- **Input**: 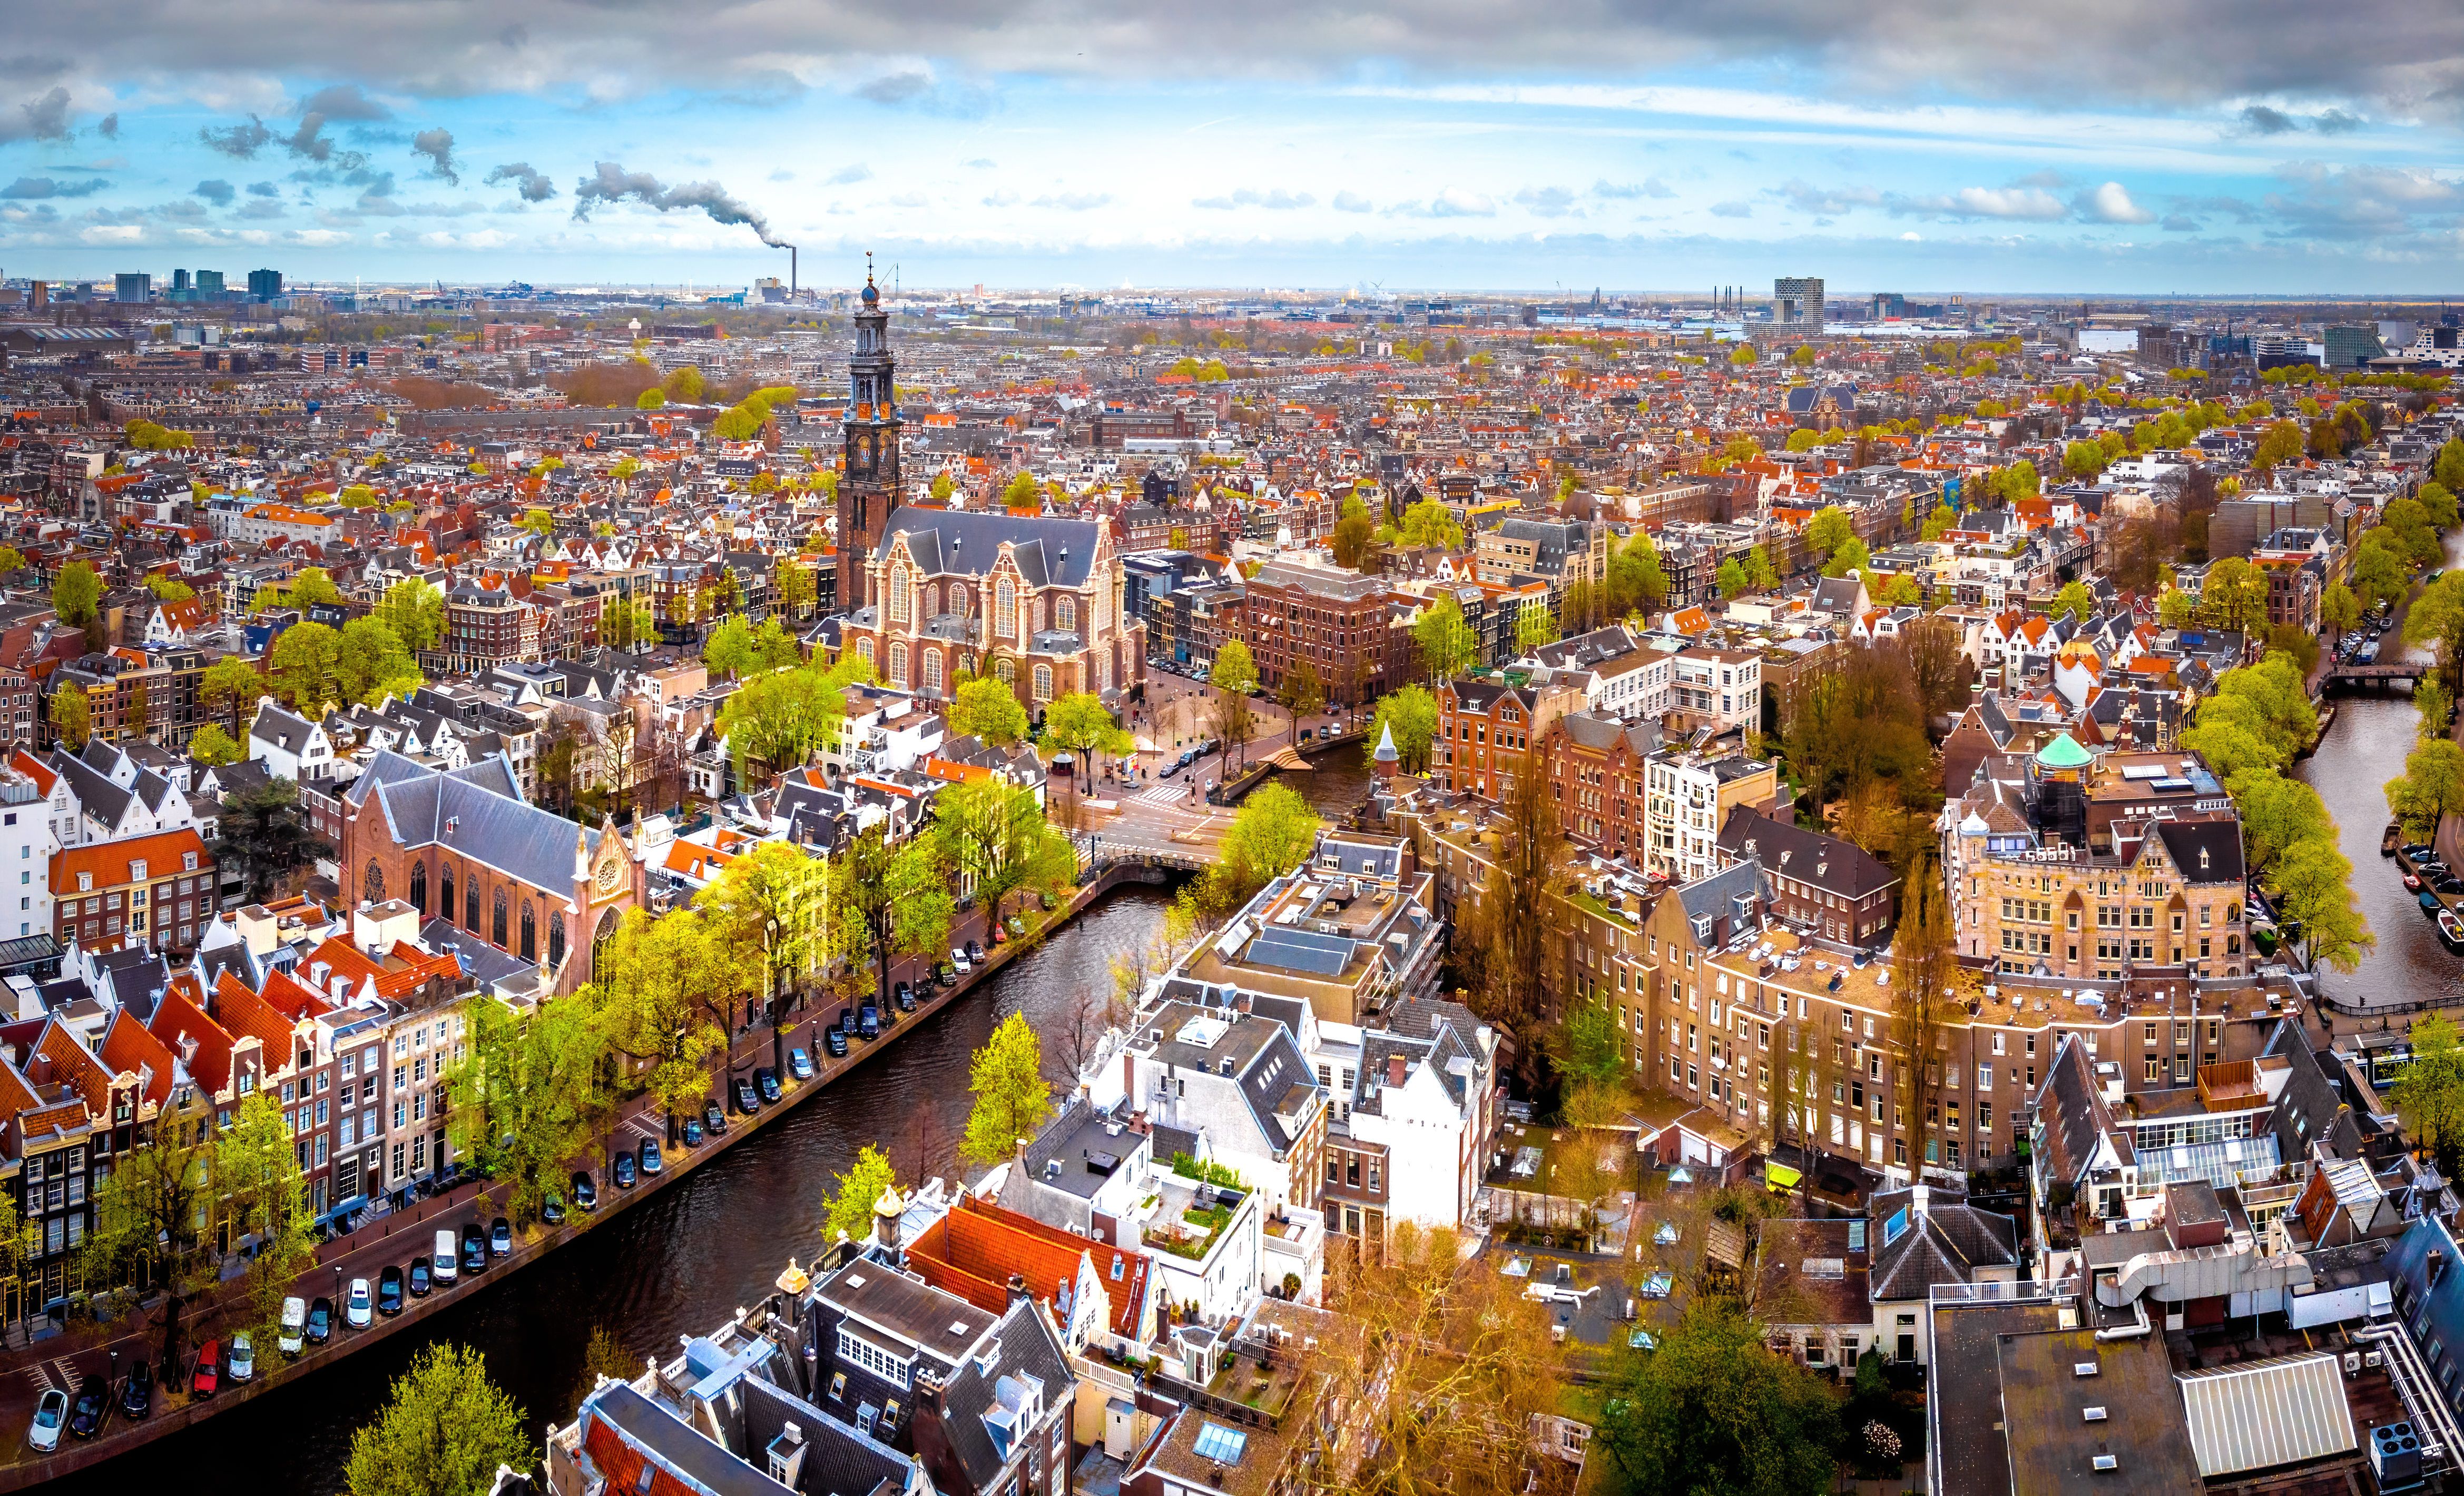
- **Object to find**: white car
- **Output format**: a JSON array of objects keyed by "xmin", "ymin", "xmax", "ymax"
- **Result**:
[
  {"xmin": 950, "ymin": 946, "xmax": 971, "ymax": 974},
  {"xmin": 228, "ymin": 1333, "xmax": 255, "ymax": 1382},
  {"xmin": 278, "ymin": 1296, "xmax": 307, "ymax": 1357},
  {"xmin": 27, "ymin": 1389, "xmax": 64, "ymax": 1452},
  {"xmin": 345, "ymin": 1278, "xmax": 372, "ymax": 1329}
]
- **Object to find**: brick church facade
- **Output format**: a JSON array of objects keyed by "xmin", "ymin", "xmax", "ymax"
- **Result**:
[{"xmin": 336, "ymin": 750, "xmax": 644, "ymax": 995}]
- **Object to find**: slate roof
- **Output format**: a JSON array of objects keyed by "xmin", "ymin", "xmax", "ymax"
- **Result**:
[
  {"xmin": 1867, "ymin": 1186, "xmax": 2019, "ymax": 1302},
  {"xmin": 875, "ymin": 510, "xmax": 1103, "ymax": 588},
  {"xmin": 347, "ymin": 749, "xmax": 595, "ymax": 898},
  {"xmin": 2154, "ymin": 819, "xmax": 2245, "ymax": 886},
  {"xmin": 1719, "ymin": 806, "xmax": 1899, "ymax": 902}
]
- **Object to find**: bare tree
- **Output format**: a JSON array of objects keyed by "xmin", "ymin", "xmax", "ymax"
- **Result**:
[{"xmin": 1891, "ymin": 848, "xmax": 1961, "ymax": 1183}]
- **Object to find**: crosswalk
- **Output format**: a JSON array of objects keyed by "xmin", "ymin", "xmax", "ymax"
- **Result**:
[
  {"xmin": 1130, "ymin": 784, "xmax": 1205, "ymax": 806},
  {"xmin": 24, "ymin": 1357, "xmax": 82, "ymax": 1396}
]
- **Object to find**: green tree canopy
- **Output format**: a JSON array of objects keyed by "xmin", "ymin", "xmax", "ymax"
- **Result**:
[
  {"xmin": 1219, "ymin": 782, "xmax": 1321, "ymax": 894},
  {"xmin": 822, "ymin": 1144, "xmax": 900, "ymax": 1248},
  {"xmin": 1412, "ymin": 595, "xmax": 1479, "ymax": 682},
  {"xmin": 269, "ymin": 620, "xmax": 342, "ymax": 714},
  {"xmin": 959, "ymin": 1011, "xmax": 1052, "ymax": 1167},
  {"xmin": 188, "ymin": 721, "xmax": 243, "ymax": 766},
  {"xmin": 2394, "ymin": 1014, "xmax": 2464, "ymax": 1179},
  {"xmin": 2053, "ymin": 579, "xmax": 2095, "ymax": 622},
  {"xmin": 46, "ymin": 681, "xmax": 88, "ymax": 750},
  {"xmin": 1397, "ymin": 498, "xmax": 1466, "ymax": 551},
  {"xmin": 345, "ymin": 1343, "xmax": 535, "ymax": 1496},
  {"xmin": 1366, "ymin": 684, "xmax": 1438, "ymax": 775},
  {"xmin": 948, "ymin": 676, "xmax": 1030, "ymax": 747},
  {"xmin": 336, "ymin": 617, "xmax": 422, "ymax": 706},
  {"xmin": 50, "ymin": 560, "xmax": 101, "ymax": 632},
  {"xmin": 1805, "ymin": 505, "xmax": 1855, "ymax": 559},
  {"xmin": 1592, "ymin": 1302, "xmax": 1841, "ymax": 1496}
]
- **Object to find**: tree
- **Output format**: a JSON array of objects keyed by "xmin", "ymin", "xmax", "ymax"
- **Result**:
[
  {"xmin": 603, "ymin": 597, "xmax": 658, "ymax": 653},
  {"xmin": 516, "ymin": 507, "xmax": 555, "ymax": 540},
  {"xmin": 2275, "ymin": 837, "xmax": 2373, "ymax": 974},
  {"xmin": 1365, "ymin": 684, "xmax": 1438, "ymax": 775},
  {"xmin": 188, "ymin": 721, "xmax": 243, "ymax": 766},
  {"xmin": 269, "ymin": 620, "xmax": 342, "ymax": 714},
  {"xmin": 77, "ymin": 1093, "xmax": 220, "ymax": 1383},
  {"xmin": 2052, "ymin": 579, "xmax": 2095, "ymax": 622},
  {"xmin": 1000, "ymin": 471, "xmax": 1042, "ymax": 512},
  {"xmin": 378, "ymin": 576, "xmax": 446, "ymax": 653},
  {"xmin": 2198, "ymin": 557, "xmax": 2269, "ymax": 634},
  {"xmin": 217, "ymin": 1091, "xmax": 317, "ymax": 1351},
  {"xmin": 1278, "ymin": 659, "xmax": 1327, "ymax": 719},
  {"xmin": 1411, "ymin": 594, "xmax": 1479, "ymax": 682},
  {"xmin": 2237, "ymin": 769, "xmax": 2334, "ymax": 877},
  {"xmin": 336, "ymin": 617, "xmax": 422, "ymax": 706},
  {"xmin": 822, "ymin": 1145, "xmax": 899, "ymax": 1248},
  {"xmin": 215, "ymin": 777, "xmax": 327, "ymax": 899},
  {"xmin": 1397, "ymin": 498, "xmax": 1465, "ymax": 551},
  {"xmin": 448, "ymin": 993, "xmax": 616, "ymax": 1225},
  {"xmin": 949, "ymin": 677, "xmax": 1030, "ymax": 747},
  {"xmin": 2420, "ymin": 480, "xmax": 2460, "ymax": 532},
  {"xmin": 1208, "ymin": 640, "xmax": 1262, "ymax": 767},
  {"xmin": 928, "ymin": 471, "xmax": 957, "ymax": 502},
  {"xmin": 2388, "ymin": 739, "xmax": 2464, "ymax": 839},
  {"xmin": 1920, "ymin": 503, "xmax": 1957, "ymax": 541},
  {"xmin": 1876, "ymin": 572, "xmax": 1922, "ymax": 607},
  {"xmin": 1806, "ymin": 505, "xmax": 1856, "ymax": 561},
  {"xmin": 1547, "ymin": 994, "xmax": 1626, "ymax": 1093},
  {"xmin": 594, "ymin": 907, "xmax": 737, "ymax": 1132},
  {"xmin": 717, "ymin": 656, "xmax": 868, "ymax": 782},
  {"xmin": 703, "ymin": 613, "xmax": 759, "ymax": 680},
  {"xmin": 1592, "ymin": 1301, "xmax": 1841, "ymax": 1496},
  {"xmin": 837, "ymin": 825, "xmax": 956, "ymax": 1011},
  {"xmin": 144, "ymin": 573, "xmax": 196, "ymax": 603},
  {"xmin": 1218, "ymin": 783, "xmax": 1321, "ymax": 895},
  {"xmin": 635, "ymin": 387, "xmax": 667, "ymax": 409},
  {"xmin": 661, "ymin": 365, "xmax": 706, "ymax": 403},
  {"xmin": 1822, "ymin": 536, "xmax": 1870, "ymax": 579},
  {"xmin": 1514, "ymin": 603, "xmax": 1561, "ymax": 652},
  {"xmin": 959, "ymin": 1012, "xmax": 1052, "ymax": 1167},
  {"xmin": 2254, "ymin": 419, "xmax": 2305, "ymax": 469},
  {"xmin": 200, "ymin": 655, "xmax": 267, "ymax": 736},
  {"xmin": 1744, "ymin": 543, "xmax": 1779, "ymax": 591},
  {"xmin": 936, "ymin": 775, "xmax": 1073, "ymax": 930},
  {"xmin": 46, "ymin": 682, "xmax": 87, "ymax": 749},
  {"xmin": 1330, "ymin": 500, "xmax": 1378, "ymax": 571},
  {"xmin": 1716, "ymin": 557, "xmax": 1750, "ymax": 598},
  {"xmin": 2393, "ymin": 1014, "xmax": 2464, "ymax": 1178},
  {"xmin": 1040, "ymin": 691, "xmax": 1132, "ymax": 793},
  {"xmin": 1606, "ymin": 531, "xmax": 1672, "ymax": 616},
  {"xmin": 2354, "ymin": 535, "xmax": 2411, "ymax": 613},
  {"xmin": 2322, "ymin": 581, "xmax": 2362, "ymax": 640},
  {"xmin": 344, "ymin": 1343, "xmax": 535, "ymax": 1496},
  {"xmin": 0, "ymin": 546, "xmax": 23, "ymax": 578},
  {"xmin": 1893, "ymin": 848, "xmax": 1962, "ymax": 1176},
  {"xmin": 50, "ymin": 561, "xmax": 100, "ymax": 633},
  {"xmin": 1452, "ymin": 753, "xmax": 1569, "ymax": 1068}
]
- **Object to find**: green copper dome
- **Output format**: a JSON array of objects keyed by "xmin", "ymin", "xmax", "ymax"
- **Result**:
[{"xmin": 2034, "ymin": 732, "xmax": 2092, "ymax": 770}]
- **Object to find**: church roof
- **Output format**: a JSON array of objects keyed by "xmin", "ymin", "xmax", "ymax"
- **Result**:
[{"xmin": 874, "ymin": 509, "xmax": 1103, "ymax": 589}]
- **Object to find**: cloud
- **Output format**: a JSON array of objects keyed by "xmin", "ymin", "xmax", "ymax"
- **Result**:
[
  {"xmin": 2314, "ymin": 107, "xmax": 2365, "ymax": 133},
  {"xmin": 570, "ymin": 161, "xmax": 784, "ymax": 244},
  {"xmin": 2263, "ymin": 161, "xmax": 2464, "ymax": 239},
  {"xmin": 857, "ymin": 71, "xmax": 930, "ymax": 105},
  {"xmin": 1428, "ymin": 187, "xmax": 1495, "ymax": 217},
  {"xmin": 1514, "ymin": 185, "xmax": 1578, "ymax": 217},
  {"xmin": 1032, "ymin": 191, "xmax": 1111, "ymax": 210},
  {"xmin": 1769, "ymin": 179, "xmax": 1882, "ymax": 214},
  {"xmin": 0, "ymin": 175, "xmax": 103, "ymax": 199},
  {"xmin": 193, "ymin": 178, "xmax": 235, "ymax": 204},
  {"xmin": 238, "ymin": 197, "xmax": 286, "ymax": 220},
  {"xmin": 484, "ymin": 162, "xmax": 555, "ymax": 202},
  {"xmin": 200, "ymin": 115, "xmax": 273, "ymax": 158},
  {"xmin": 95, "ymin": 112, "xmax": 115, "ymax": 139},
  {"xmin": 283, "ymin": 114, "xmax": 364, "ymax": 167},
  {"xmin": 2075, "ymin": 180, "xmax": 2155, "ymax": 223},
  {"xmin": 1708, "ymin": 199, "xmax": 1753, "ymax": 218},
  {"xmin": 410, "ymin": 126, "xmax": 458, "ymax": 184},
  {"xmin": 826, "ymin": 163, "xmax": 872, "ymax": 185},
  {"xmin": 964, "ymin": 157, "xmax": 996, "ymax": 169},
  {"xmin": 981, "ymin": 187, "xmax": 1020, "ymax": 206},
  {"xmin": 2160, "ymin": 213, "xmax": 2204, "ymax": 231},
  {"xmin": 2239, "ymin": 104, "xmax": 2298, "ymax": 134},
  {"xmin": 769, "ymin": 168, "xmax": 796, "ymax": 181},
  {"xmin": 0, "ymin": 86, "xmax": 71, "ymax": 145},
  {"xmin": 1593, "ymin": 177, "xmax": 1673, "ymax": 199},
  {"xmin": 1332, "ymin": 190, "xmax": 1372, "ymax": 212},
  {"xmin": 1887, "ymin": 184, "xmax": 2070, "ymax": 220},
  {"xmin": 297, "ymin": 83, "xmax": 390, "ymax": 121},
  {"xmin": 1191, "ymin": 187, "xmax": 1314, "ymax": 210},
  {"xmin": 853, "ymin": 69, "xmax": 992, "ymax": 116},
  {"xmin": 246, "ymin": 179, "xmax": 281, "ymax": 197}
]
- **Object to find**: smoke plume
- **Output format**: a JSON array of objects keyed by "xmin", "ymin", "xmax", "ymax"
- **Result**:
[{"xmin": 570, "ymin": 160, "xmax": 784, "ymax": 246}]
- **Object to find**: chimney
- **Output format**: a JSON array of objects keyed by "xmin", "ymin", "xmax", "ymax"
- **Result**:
[
  {"xmin": 1387, "ymin": 1054, "xmax": 1407, "ymax": 1088},
  {"xmin": 1006, "ymin": 1273, "xmax": 1032, "ymax": 1308},
  {"xmin": 873, "ymin": 1186, "xmax": 905, "ymax": 1254},
  {"xmin": 2433, "ymin": 1249, "xmax": 2449, "ymax": 1289}
]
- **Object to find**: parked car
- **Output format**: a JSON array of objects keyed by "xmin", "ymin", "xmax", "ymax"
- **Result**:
[
  {"xmin": 227, "ymin": 1333, "xmax": 254, "ymax": 1384},
  {"xmin": 306, "ymin": 1297, "xmax": 332, "ymax": 1345},
  {"xmin": 991, "ymin": 922, "xmax": 1007, "ymax": 946},
  {"xmin": 639, "ymin": 1139, "xmax": 663, "ymax": 1176},
  {"xmin": 858, "ymin": 1004, "xmax": 880, "ymax": 1041},
  {"xmin": 408, "ymin": 1257, "xmax": 432, "ymax": 1297},
  {"xmin": 936, "ymin": 961, "xmax": 955, "ymax": 984},
  {"xmin": 119, "ymin": 1358, "xmax": 152, "ymax": 1420},
  {"xmin": 1040, "ymin": 891, "xmax": 1057, "ymax": 911},
  {"xmin": 950, "ymin": 946, "xmax": 971, "ymax": 975},
  {"xmin": 682, "ymin": 1118, "xmax": 705, "ymax": 1147},
  {"xmin": 376, "ymin": 1267, "xmax": 404, "ymax": 1317},
  {"xmin": 965, "ymin": 940, "xmax": 984, "ymax": 964},
  {"xmin": 824, "ymin": 1027, "xmax": 849, "ymax": 1059},
  {"xmin": 572, "ymin": 1170, "xmax": 599, "ymax": 1212},
  {"xmin": 612, "ymin": 1151, "xmax": 638, "ymax": 1189},
  {"xmin": 345, "ymin": 1279, "xmax": 372, "ymax": 1330},
  {"xmin": 190, "ymin": 1339, "xmax": 220, "ymax": 1399},
  {"xmin": 433, "ymin": 1229, "xmax": 460, "ymax": 1283},
  {"xmin": 895, "ymin": 981, "xmax": 916, "ymax": 1012},
  {"xmin": 459, "ymin": 1224, "xmax": 486, "ymax": 1274},
  {"xmin": 703, "ymin": 1101, "xmax": 727, "ymax": 1136},
  {"xmin": 789, "ymin": 1047, "xmax": 813, "ymax": 1080},
  {"xmin": 542, "ymin": 1194, "xmax": 566, "ymax": 1226},
  {"xmin": 65, "ymin": 1385, "xmax": 106, "ymax": 1441},
  {"xmin": 1006, "ymin": 915, "xmax": 1027, "ymax": 938},
  {"xmin": 755, "ymin": 1068, "xmax": 781, "ymax": 1104},
  {"xmin": 279, "ymin": 1296, "xmax": 308, "ymax": 1356},
  {"xmin": 29, "ymin": 1388, "xmax": 66, "ymax": 1451},
  {"xmin": 734, "ymin": 1076, "xmax": 760, "ymax": 1112}
]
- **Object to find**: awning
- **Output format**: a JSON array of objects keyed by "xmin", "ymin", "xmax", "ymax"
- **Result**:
[
  {"xmin": 1764, "ymin": 1162, "xmax": 1803, "ymax": 1192},
  {"xmin": 2177, "ymin": 1353, "xmax": 2356, "ymax": 1479}
]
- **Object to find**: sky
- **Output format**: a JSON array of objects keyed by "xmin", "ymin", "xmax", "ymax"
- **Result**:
[{"xmin": 2, "ymin": 2, "xmax": 2463, "ymax": 295}]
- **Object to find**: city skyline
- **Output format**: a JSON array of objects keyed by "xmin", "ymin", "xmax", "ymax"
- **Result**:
[{"xmin": 0, "ymin": 5, "xmax": 2460, "ymax": 289}]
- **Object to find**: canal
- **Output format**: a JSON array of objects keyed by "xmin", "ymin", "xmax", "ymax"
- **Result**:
[
  {"xmin": 61, "ymin": 885, "xmax": 1176, "ymax": 1496},
  {"xmin": 2295, "ymin": 526, "xmax": 2464, "ymax": 1012}
]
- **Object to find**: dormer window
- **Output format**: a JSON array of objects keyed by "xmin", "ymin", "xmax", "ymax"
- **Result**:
[
  {"xmin": 77, "ymin": 873, "xmax": 91, "ymax": 893},
  {"xmin": 130, "ymin": 861, "xmax": 146, "ymax": 881}
]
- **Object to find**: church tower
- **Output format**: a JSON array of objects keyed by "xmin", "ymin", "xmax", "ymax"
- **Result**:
[{"xmin": 838, "ymin": 257, "xmax": 901, "ymax": 611}]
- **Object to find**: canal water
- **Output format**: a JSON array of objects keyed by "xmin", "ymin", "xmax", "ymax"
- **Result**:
[
  {"xmin": 61, "ymin": 886, "xmax": 1174, "ymax": 1496},
  {"xmin": 2295, "ymin": 527, "xmax": 2464, "ymax": 1012}
]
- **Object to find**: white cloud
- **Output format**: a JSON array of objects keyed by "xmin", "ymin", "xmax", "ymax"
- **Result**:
[
  {"xmin": 2076, "ymin": 180, "xmax": 2154, "ymax": 223},
  {"xmin": 1332, "ymin": 190, "xmax": 1372, "ymax": 212}
]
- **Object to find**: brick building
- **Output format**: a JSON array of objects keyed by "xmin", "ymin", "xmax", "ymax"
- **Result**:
[
  {"xmin": 50, "ymin": 825, "xmax": 214, "ymax": 953},
  {"xmin": 1238, "ymin": 558, "xmax": 1401, "ymax": 710}
]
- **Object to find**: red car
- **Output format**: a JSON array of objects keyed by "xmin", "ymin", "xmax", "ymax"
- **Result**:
[{"xmin": 190, "ymin": 1339, "xmax": 219, "ymax": 1399}]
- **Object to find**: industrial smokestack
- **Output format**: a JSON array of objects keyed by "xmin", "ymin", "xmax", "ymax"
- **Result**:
[{"xmin": 789, "ymin": 245, "xmax": 797, "ymax": 297}]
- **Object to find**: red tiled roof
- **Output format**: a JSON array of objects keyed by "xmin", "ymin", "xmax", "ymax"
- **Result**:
[
  {"xmin": 32, "ymin": 1017, "xmax": 111, "ymax": 1113},
  {"xmin": 52, "ymin": 827, "xmax": 209, "ymax": 893},
  {"xmin": 148, "ymin": 986, "xmax": 237, "ymax": 1096},
  {"xmin": 911, "ymin": 1194, "xmax": 1148, "ymax": 1341},
  {"xmin": 98, "ymin": 1008, "xmax": 178, "ymax": 1109}
]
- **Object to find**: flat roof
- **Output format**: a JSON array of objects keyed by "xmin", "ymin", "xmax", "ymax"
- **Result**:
[{"xmin": 2177, "ymin": 1353, "xmax": 2357, "ymax": 1480}]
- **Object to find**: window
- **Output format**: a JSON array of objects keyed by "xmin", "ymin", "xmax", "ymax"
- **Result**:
[
  {"xmin": 889, "ymin": 640, "xmax": 908, "ymax": 687},
  {"xmin": 492, "ymin": 888, "xmax": 508, "ymax": 949},
  {"xmin": 519, "ymin": 901, "xmax": 536, "ymax": 961},
  {"xmin": 1032, "ymin": 663, "xmax": 1054, "ymax": 702},
  {"xmin": 837, "ymin": 1328, "xmax": 913, "ymax": 1388}
]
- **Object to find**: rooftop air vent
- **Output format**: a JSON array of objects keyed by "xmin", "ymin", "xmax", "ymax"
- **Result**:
[
  {"xmin": 2090, "ymin": 1455, "xmax": 2118, "ymax": 1472},
  {"xmin": 2082, "ymin": 1407, "xmax": 2107, "ymax": 1422},
  {"xmin": 2074, "ymin": 1362, "xmax": 2099, "ymax": 1377}
]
